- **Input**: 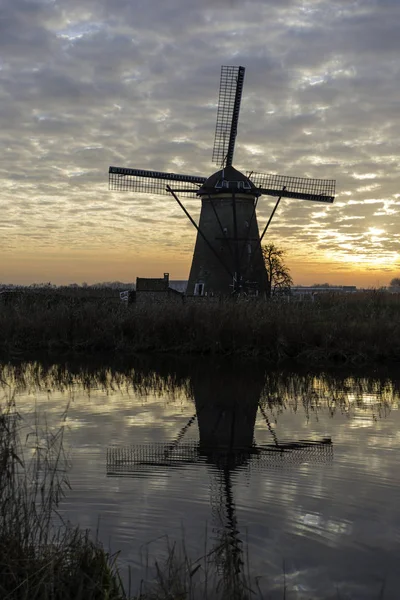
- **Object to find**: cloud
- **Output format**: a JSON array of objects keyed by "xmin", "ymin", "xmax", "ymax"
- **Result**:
[{"xmin": 0, "ymin": 0, "xmax": 399, "ymax": 283}]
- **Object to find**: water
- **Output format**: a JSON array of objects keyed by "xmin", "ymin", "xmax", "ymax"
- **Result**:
[{"xmin": 1, "ymin": 357, "xmax": 400, "ymax": 599}]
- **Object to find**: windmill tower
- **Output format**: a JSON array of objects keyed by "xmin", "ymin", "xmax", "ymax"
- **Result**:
[{"xmin": 109, "ymin": 66, "xmax": 336, "ymax": 296}]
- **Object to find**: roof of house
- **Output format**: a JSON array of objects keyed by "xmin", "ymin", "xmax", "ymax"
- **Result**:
[{"xmin": 136, "ymin": 277, "xmax": 169, "ymax": 292}]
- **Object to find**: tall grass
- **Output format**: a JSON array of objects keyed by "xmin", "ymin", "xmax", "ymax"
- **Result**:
[
  {"xmin": 1, "ymin": 291, "xmax": 400, "ymax": 364},
  {"xmin": 0, "ymin": 391, "xmax": 127, "ymax": 600},
  {"xmin": 135, "ymin": 531, "xmax": 256, "ymax": 600}
]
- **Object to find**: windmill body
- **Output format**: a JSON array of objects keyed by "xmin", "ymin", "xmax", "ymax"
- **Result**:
[
  {"xmin": 191, "ymin": 360, "xmax": 262, "ymax": 454},
  {"xmin": 109, "ymin": 66, "xmax": 336, "ymax": 296},
  {"xmin": 187, "ymin": 166, "xmax": 265, "ymax": 295}
]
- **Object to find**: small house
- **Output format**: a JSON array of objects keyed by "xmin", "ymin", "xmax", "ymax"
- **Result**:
[{"xmin": 135, "ymin": 273, "xmax": 184, "ymax": 304}]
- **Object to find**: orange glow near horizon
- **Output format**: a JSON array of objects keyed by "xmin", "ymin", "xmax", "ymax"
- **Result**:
[
  {"xmin": 2, "ymin": 245, "xmax": 398, "ymax": 289},
  {"xmin": 1, "ymin": 1, "xmax": 400, "ymax": 290}
]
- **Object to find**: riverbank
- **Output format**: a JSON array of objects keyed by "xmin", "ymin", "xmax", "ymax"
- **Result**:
[{"xmin": 1, "ymin": 291, "xmax": 400, "ymax": 365}]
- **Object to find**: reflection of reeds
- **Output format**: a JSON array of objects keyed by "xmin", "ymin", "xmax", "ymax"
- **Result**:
[
  {"xmin": 0, "ymin": 392, "xmax": 127, "ymax": 600},
  {"xmin": 1, "ymin": 292, "xmax": 400, "ymax": 364},
  {"xmin": 1, "ymin": 359, "xmax": 398, "ymax": 418},
  {"xmin": 137, "ymin": 533, "xmax": 254, "ymax": 600}
]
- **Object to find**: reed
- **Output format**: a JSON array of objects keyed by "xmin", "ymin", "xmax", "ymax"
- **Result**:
[
  {"xmin": 136, "ymin": 533, "xmax": 255, "ymax": 600},
  {"xmin": 0, "ymin": 392, "xmax": 128, "ymax": 600},
  {"xmin": 1, "ymin": 291, "xmax": 400, "ymax": 364}
]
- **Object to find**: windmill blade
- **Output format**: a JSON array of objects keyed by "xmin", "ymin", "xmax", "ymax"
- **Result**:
[
  {"xmin": 257, "ymin": 403, "xmax": 332, "ymax": 462},
  {"xmin": 212, "ymin": 66, "xmax": 246, "ymax": 168},
  {"xmin": 251, "ymin": 438, "xmax": 333, "ymax": 468},
  {"xmin": 106, "ymin": 438, "xmax": 332, "ymax": 476},
  {"xmin": 109, "ymin": 166, "xmax": 207, "ymax": 198},
  {"xmin": 106, "ymin": 441, "xmax": 200, "ymax": 476},
  {"xmin": 247, "ymin": 172, "xmax": 335, "ymax": 203},
  {"xmin": 214, "ymin": 467, "xmax": 245, "ymax": 576}
]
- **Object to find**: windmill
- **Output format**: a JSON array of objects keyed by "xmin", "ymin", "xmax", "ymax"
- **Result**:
[
  {"xmin": 109, "ymin": 65, "xmax": 336, "ymax": 296},
  {"xmin": 106, "ymin": 365, "xmax": 333, "ymax": 579}
]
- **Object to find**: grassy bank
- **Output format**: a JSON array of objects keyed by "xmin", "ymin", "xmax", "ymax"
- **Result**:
[{"xmin": 1, "ymin": 291, "xmax": 400, "ymax": 364}]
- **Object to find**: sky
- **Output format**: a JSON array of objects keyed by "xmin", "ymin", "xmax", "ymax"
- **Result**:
[{"xmin": 1, "ymin": 0, "xmax": 399, "ymax": 287}]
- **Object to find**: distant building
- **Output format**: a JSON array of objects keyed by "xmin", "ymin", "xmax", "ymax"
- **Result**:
[
  {"xmin": 135, "ymin": 273, "xmax": 184, "ymax": 304},
  {"xmin": 291, "ymin": 286, "xmax": 357, "ymax": 296}
]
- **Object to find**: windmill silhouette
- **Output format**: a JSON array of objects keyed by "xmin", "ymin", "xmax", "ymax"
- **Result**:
[
  {"xmin": 106, "ymin": 364, "xmax": 332, "ymax": 578},
  {"xmin": 109, "ymin": 65, "xmax": 336, "ymax": 296}
]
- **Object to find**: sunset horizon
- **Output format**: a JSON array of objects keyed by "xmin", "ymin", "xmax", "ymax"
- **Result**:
[
  {"xmin": 1, "ymin": 0, "xmax": 399, "ymax": 290},
  {"xmin": 1, "ymin": 246, "xmax": 396, "ymax": 289}
]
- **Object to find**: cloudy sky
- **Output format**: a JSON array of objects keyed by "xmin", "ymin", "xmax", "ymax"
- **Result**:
[{"xmin": 1, "ymin": 0, "xmax": 399, "ymax": 286}]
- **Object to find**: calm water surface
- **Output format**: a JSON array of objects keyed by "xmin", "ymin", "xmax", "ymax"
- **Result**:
[{"xmin": 1, "ymin": 358, "xmax": 400, "ymax": 599}]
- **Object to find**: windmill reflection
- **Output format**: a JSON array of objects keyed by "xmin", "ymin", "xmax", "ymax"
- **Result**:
[{"xmin": 106, "ymin": 362, "xmax": 332, "ymax": 579}]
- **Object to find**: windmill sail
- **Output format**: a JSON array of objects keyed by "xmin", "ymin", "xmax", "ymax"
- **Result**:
[
  {"xmin": 106, "ymin": 437, "xmax": 332, "ymax": 474},
  {"xmin": 109, "ymin": 167, "xmax": 206, "ymax": 197},
  {"xmin": 248, "ymin": 171, "xmax": 335, "ymax": 203},
  {"xmin": 212, "ymin": 66, "xmax": 246, "ymax": 168}
]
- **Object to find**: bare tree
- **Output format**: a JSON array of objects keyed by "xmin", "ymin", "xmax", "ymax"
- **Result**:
[
  {"xmin": 262, "ymin": 243, "xmax": 293, "ymax": 298},
  {"xmin": 390, "ymin": 277, "xmax": 400, "ymax": 287}
]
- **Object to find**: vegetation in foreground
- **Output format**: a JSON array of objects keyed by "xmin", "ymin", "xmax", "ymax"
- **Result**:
[
  {"xmin": 0, "ymin": 393, "xmax": 127, "ymax": 600},
  {"xmin": 1, "ymin": 289, "xmax": 400, "ymax": 365}
]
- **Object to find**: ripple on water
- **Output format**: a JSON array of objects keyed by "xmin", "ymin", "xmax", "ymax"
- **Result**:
[{"xmin": 4, "ymin": 361, "xmax": 400, "ymax": 599}]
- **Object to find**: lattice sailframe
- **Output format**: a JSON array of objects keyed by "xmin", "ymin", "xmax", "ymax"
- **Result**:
[
  {"xmin": 109, "ymin": 167, "xmax": 206, "ymax": 198},
  {"xmin": 248, "ymin": 172, "xmax": 336, "ymax": 203},
  {"xmin": 106, "ymin": 439, "xmax": 333, "ymax": 475},
  {"xmin": 212, "ymin": 66, "xmax": 245, "ymax": 167}
]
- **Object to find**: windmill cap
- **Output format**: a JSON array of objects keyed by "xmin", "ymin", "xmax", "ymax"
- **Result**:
[{"xmin": 198, "ymin": 165, "xmax": 259, "ymax": 196}]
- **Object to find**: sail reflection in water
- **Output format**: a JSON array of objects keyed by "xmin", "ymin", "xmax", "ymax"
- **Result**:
[
  {"xmin": 107, "ymin": 363, "xmax": 333, "ymax": 576},
  {"xmin": 1, "ymin": 359, "xmax": 399, "ymax": 598}
]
